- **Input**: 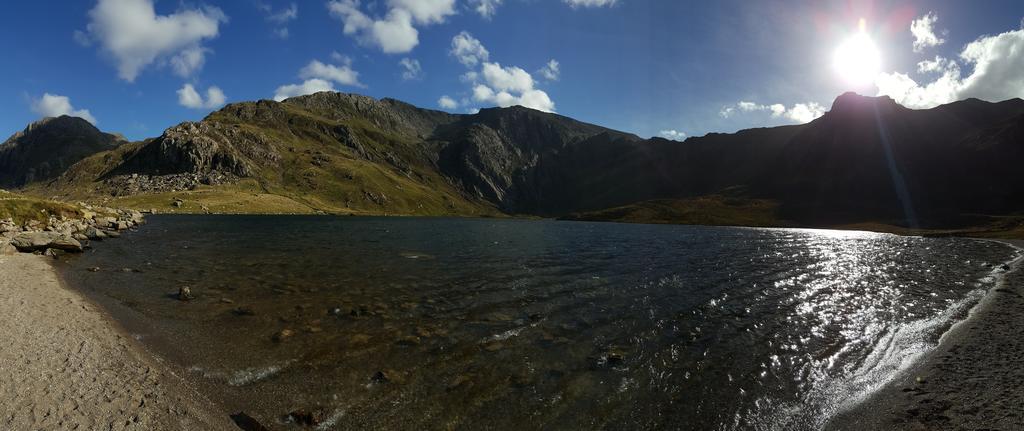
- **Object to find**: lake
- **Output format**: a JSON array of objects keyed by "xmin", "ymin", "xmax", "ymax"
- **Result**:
[{"xmin": 57, "ymin": 216, "xmax": 1019, "ymax": 430}]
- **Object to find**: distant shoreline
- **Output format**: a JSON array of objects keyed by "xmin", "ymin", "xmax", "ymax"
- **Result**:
[{"xmin": 827, "ymin": 239, "xmax": 1024, "ymax": 430}]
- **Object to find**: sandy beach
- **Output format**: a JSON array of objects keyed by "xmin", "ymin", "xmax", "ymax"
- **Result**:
[
  {"xmin": 828, "ymin": 239, "xmax": 1024, "ymax": 430},
  {"xmin": 0, "ymin": 253, "xmax": 234, "ymax": 430}
]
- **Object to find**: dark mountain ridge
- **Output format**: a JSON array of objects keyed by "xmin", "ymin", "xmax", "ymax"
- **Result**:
[
  {"xmin": 0, "ymin": 116, "xmax": 124, "ymax": 188},
  {"xmin": 9, "ymin": 91, "xmax": 1024, "ymax": 232}
]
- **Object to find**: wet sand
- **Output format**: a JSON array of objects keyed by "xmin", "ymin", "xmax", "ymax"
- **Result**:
[
  {"xmin": 0, "ymin": 253, "xmax": 234, "ymax": 430},
  {"xmin": 828, "ymin": 239, "xmax": 1024, "ymax": 430}
]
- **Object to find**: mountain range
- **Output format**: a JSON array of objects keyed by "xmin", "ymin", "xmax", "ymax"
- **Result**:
[{"xmin": 4, "ymin": 91, "xmax": 1024, "ymax": 235}]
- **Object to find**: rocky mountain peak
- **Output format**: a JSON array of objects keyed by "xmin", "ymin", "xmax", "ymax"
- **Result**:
[
  {"xmin": 828, "ymin": 92, "xmax": 902, "ymax": 116},
  {"xmin": 0, "ymin": 115, "xmax": 125, "ymax": 188}
]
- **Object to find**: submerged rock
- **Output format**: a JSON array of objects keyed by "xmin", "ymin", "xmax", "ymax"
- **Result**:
[
  {"xmin": 287, "ymin": 408, "xmax": 328, "ymax": 426},
  {"xmin": 232, "ymin": 307, "xmax": 256, "ymax": 316},
  {"xmin": 370, "ymin": 369, "xmax": 405, "ymax": 385},
  {"xmin": 396, "ymin": 335, "xmax": 420, "ymax": 346},
  {"xmin": 230, "ymin": 412, "xmax": 270, "ymax": 431},
  {"xmin": 0, "ymin": 241, "xmax": 16, "ymax": 256},
  {"xmin": 446, "ymin": 374, "xmax": 471, "ymax": 391},
  {"xmin": 272, "ymin": 329, "xmax": 295, "ymax": 342}
]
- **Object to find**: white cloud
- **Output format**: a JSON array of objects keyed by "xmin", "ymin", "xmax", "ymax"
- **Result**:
[
  {"xmin": 481, "ymin": 62, "xmax": 534, "ymax": 93},
  {"xmin": 79, "ymin": 0, "xmax": 227, "ymax": 82},
  {"xmin": 447, "ymin": 32, "xmax": 556, "ymax": 113},
  {"xmin": 450, "ymin": 31, "xmax": 490, "ymax": 67},
  {"xmin": 299, "ymin": 59, "xmax": 362, "ymax": 86},
  {"xmin": 399, "ymin": 58, "xmax": 422, "ymax": 80},
  {"xmin": 259, "ymin": 2, "xmax": 298, "ymax": 39},
  {"xmin": 784, "ymin": 103, "xmax": 826, "ymax": 123},
  {"xmin": 911, "ymin": 12, "xmax": 944, "ymax": 53},
  {"xmin": 327, "ymin": 0, "xmax": 454, "ymax": 54},
  {"xmin": 471, "ymin": 0, "xmax": 503, "ymax": 19},
  {"xmin": 538, "ymin": 59, "xmax": 560, "ymax": 81},
  {"xmin": 720, "ymin": 101, "xmax": 825, "ymax": 123},
  {"xmin": 177, "ymin": 84, "xmax": 227, "ymax": 109},
  {"xmin": 438, "ymin": 95, "xmax": 459, "ymax": 109},
  {"xmin": 274, "ymin": 57, "xmax": 363, "ymax": 101},
  {"xmin": 388, "ymin": 0, "xmax": 457, "ymax": 25},
  {"xmin": 658, "ymin": 130, "xmax": 686, "ymax": 141},
  {"xmin": 876, "ymin": 25, "xmax": 1024, "ymax": 108},
  {"xmin": 564, "ymin": 0, "xmax": 618, "ymax": 8},
  {"xmin": 273, "ymin": 79, "xmax": 336, "ymax": 102},
  {"xmin": 30, "ymin": 93, "xmax": 97, "ymax": 125}
]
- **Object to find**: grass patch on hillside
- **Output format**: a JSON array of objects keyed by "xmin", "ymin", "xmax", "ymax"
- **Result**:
[
  {"xmin": 562, "ymin": 196, "xmax": 788, "ymax": 227},
  {"xmin": 0, "ymin": 190, "xmax": 83, "ymax": 224}
]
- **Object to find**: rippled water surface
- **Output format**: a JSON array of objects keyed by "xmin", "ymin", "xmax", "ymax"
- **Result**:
[{"xmin": 58, "ymin": 216, "xmax": 1019, "ymax": 430}]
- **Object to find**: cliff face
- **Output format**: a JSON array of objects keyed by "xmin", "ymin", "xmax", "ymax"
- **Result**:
[
  {"xmin": 0, "ymin": 116, "xmax": 124, "ymax": 188},
  {"xmin": 9, "ymin": 91, "xmax": 1024, "ymax": 228}
]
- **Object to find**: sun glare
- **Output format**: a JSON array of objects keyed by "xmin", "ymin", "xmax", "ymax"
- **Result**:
[{"xmin": 833, "ymin": 18, "xmax": 882, "ymax": 88}]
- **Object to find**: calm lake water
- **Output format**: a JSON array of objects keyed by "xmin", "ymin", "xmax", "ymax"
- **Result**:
[{"xmin": 57, "ymin": 216, "xmax": 1019, "ymax": 430}]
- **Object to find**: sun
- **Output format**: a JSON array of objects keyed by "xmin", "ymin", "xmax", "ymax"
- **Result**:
[{"xmin": 833, "ymin": 18, "xmax": 882, "ymax": 88}]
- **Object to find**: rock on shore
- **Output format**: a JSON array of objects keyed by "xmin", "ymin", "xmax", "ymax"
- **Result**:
[{"xmin": 0, "ymin": 204, "xmax": 144, "ymax": 255}]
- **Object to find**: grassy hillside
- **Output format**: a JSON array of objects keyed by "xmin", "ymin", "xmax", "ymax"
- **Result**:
[
  {"xmin": 0, "ymin": 189, "xmax": 83, "ymax": 224},
  {"xmin": 25, "ymin": 100, "xmax": 500, "ymax": 216}
]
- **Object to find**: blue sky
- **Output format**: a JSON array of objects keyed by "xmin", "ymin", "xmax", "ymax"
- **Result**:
[{"xmin": 1, "ymin": 0, "xmax": 1022, "ymax": 142}]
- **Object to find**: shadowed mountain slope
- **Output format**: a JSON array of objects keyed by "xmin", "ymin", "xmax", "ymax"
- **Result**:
[
  {"xmin": 0, "ymin": 116, "xmax": 124, "ymax": 188},
  {"xmin": 9, "ymin": 91, "xmax": 1024, "ymax": 231}
]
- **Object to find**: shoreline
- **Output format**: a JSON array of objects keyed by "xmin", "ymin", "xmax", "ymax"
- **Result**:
[
  {"xmin": 827, "ymin": 239, "xmax": 1024, "ymax": 430},
  {"xmin": 0, "ymin": 253, "xmax": 235, "ymax": 430}
]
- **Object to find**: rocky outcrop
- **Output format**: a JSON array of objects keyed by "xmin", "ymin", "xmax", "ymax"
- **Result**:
[
  {"xmin": 101, "ymin": 171, "xmax": 238, "ymax": 195},
  {"xmin": 1, "ymin": 204, "xmax": 144, "ymax": 256},
  {"xmin": 0, "ymin": 116, "xmax": 125, "ymax": 188},
  {"xmin": 111, "ymin": 122, "xmax": 280, "ymax": 177},
  {"xmin": 10, "ymin": 232, "xmax": 83, "ymax": 253}
]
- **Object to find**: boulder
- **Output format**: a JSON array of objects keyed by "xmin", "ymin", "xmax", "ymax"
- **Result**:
[
  {"xmin": 128, "ymin": 210, "xmax": 145, "ymax": 224},
  {"xmin": 96, "ymin": 216, "xmax": 117, "ymax": 227},
  {"xmin": 84, "ymin": 226, "xmax": 106, "ymax": 240},
  {"xmin": 0, "ymin": 241, "xmax": 17, "ymax": 256},
  {"xmin": 10, "ymin": 232, "xmax": 83, "ymax": 253}
]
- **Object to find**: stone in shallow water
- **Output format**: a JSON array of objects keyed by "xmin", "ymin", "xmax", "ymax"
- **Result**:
[
  {"xmin": 371, "ymin": 369, "xmax": 405, "ymax": 385},
  {"xmin": 178, "ymin": 286, "xmax": 195, "ymax": 301},
  {"xmin": 287, "ymin": 408, "xmax": 327, "ymax": 426},
  {"xmin": 232, "ymin": 307, "xmax": 256, "ymax": 316},
  {"xmin": 447, "ymin": 374, "xmax": 471, "ymax": 391},
  {"xmin": 396, "ymin": 335, "xmax": 421, "ymax": 346},
  {"xmin": 230, "ymin": 412, "xmax": 270, "ymax": 431},
  {"xmin": 272, "ymin": 329, "xmax": 295, "ymax": 342}
]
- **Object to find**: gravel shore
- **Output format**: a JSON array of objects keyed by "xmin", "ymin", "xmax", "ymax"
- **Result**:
[
  {"xmin": 0, "ymin": 253, "xmax": 235, "ymax": 430},
  {"xmin": 828, "ymin": 239, "xmax": 1024, "ymax": 430}
]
